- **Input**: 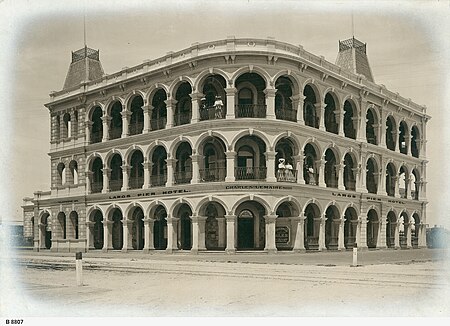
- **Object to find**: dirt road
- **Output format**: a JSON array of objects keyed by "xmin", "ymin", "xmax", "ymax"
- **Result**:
[{"xmin": 1, "ymin": 249, "xmax": 449, "ymax": 317}]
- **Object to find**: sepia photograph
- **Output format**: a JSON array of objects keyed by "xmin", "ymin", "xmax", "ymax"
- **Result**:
[{"xmin": 1, "ymin": 0, "xmax": 449, "ymax": 324}]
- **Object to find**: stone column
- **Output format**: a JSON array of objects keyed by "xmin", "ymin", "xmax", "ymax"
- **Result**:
[
  {"xmin": 294, "ymin": 153, "xmax": 305, "ymax": 184},
  {"xmin": 354, "ymin": 166, "xmax": 364, "ymax": 193},
  {"xmin": 225, "ymin": 87, "xmax": 237, "ymax": 120},
  {"xmin": 318, "ymin": 158, "xmax": 326, "ymax": 187},
  {"xmin": 101, "ymin": 115, "xmax": 110, "ymax": 142},
  {"xmin": 379, "ymin": 110, "xmax": 386, "ymax": 148},
  {"xmin": 85, "ymin": 121, "xmax": 93, "ymax": 144},
  {"xmin": 70, "ymin": 110, "xmax": 78, "ymax": 138},
  {"xmin": 406, "ymin": 176, "xmax": 412, "ymax": 199},
  {"xmin": 143, "ymin": 162, "xmax": 152, "ymax": 189},
  {"xmin": 85, "ymin": 171, "xmax": 93, "ymax": 194},
  {"xmin": 360, "ymin": 166, "xmax": 368, "ymax": 193},
  {"xmin": 86, "ymin": 221, "xmax": 94, "ymax": 251},
  {"xmin": 191, "ymin": 215, "xmax": 207, "ymax": 254},
  {"xmin": 190, "ymin": 92, "xmax": 203, "ymax": 124},
  {"xmin": 405, "ymin": 135, "xmax": 411, "ymax": 156},
  {"xmin": 337, "ymin": 218, "xmax": 345, "ymax": 250},
  {"xmin": 265, "ymin": 151, "xmax": 277, "ymax": 182},
  {"xmin": 121, "ymin": 110, "xmax": 131, "ymax": 138},
  {"xmin": 394, "ymin": 129, "xmax": 399, "ymax": 152},
  {"xmin": 164, "ymin": 99, "xmax": 176, "ymax": 128},
  {"xmin": 166, "ymin": 216, "xmax": 179, "ymax": 253},
  {"xmin": 404, "ymin": 222, "xmax": 411, "ymax": 249},
  {"xmin": 121, "ymin": 164, "xmax": 130, "ymax": 191},
  {"xmin": 264, "ymin": 215, "xmax": 277, "ymax": 253},
  {"xmin": 102, "ymin": 220, "xmax": 112, "ymax": 252},
  {"xmin": 378, "ymin": 218, "xmax": 387, "ymax": 249},
  {"xmin": 165, "ymin": 158, "xmax": 176, "ymax": 187},
  {"xmin": 225, "ymin": 215, "xmax": 236, "ymax": 254},
  {"xmin": 316, "ymin": 103, "xmax": 325, "ymax": 131},
  {"xmin": 394, "ymin": 176, "xmax": 400, "ymax": 198},
  {"xmin": 143, "ymin": 218, "xmax": 155, "ymax": 253},
  {"xmin": 358, "ymin": 104, "xmax": 367, "ymax": 142},
  {"xmin": 142, "ymin": 105, "xmax": 153, "ymax": 134},
  {"xmin": 317, "ymin": 216, "xmax": 326, "ymax": 251},
  {"xmin": 121, "ymin": 220, "xmax": 133, "ymax": 252},
  {"xmin": 38, "ymin": 224, "xmax": 45, "ymax": 249},
  {"xmin": 338, "ymin": 104, "xmax": 344, "ymax": 137},
  {"xmin": 225, "ymin": 151, "xmax": 236, "ymax": 182},
  {"xmin": 264, "ymin": 87, "xmax": 276, "ymax": 120},
  {"xmin": 217, "ymin": 217, "xmax": 226, "ymax": 249},
  {"xmin": 295, "ymin": 94, "xmax": 305, "ymax": 124},
  {"xmin": 358, "ymin": 216, "xmax": 368, "ymax": 250},
  {"xmin": 393, "ymin": 222, "xmax": 400, "ymax": 249},
  {"xmin": 291, "ymin": 215, "xmax": 306, "ymax": 252},
  {"xmin": 337, "ymin": 163, "xmax": 345, "ymax": 190},
  {"xmin": 101, "ymin": 168, "xmax": 111, "ymax": 193},
  {"xmin": 190, "ymin": 154, "xmax": 200, "ymax": 184},
  {"xmin": 418, "ymin": 223, "xmax": 427, "ymax": 248}
]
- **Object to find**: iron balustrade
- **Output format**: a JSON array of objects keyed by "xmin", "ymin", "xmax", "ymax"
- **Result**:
[
  {"xmin": 174, "ymin": 171, "xmax": 192, "ymax": 184},
  {"xmin": 306, "ymin": 236, "xmax": 319, "ymax": 250},
  {"xmin": 199, "ymin": 168, "xmax": 226, "ymax": 182},
  {"xmin": 235, "ymin": 104, "xmax": 266, "ymax": 118},
  {"xmin": 200, "ymin": 106, "xmax": 225, "ymax": 121},
  {"xmin": 129, "ymin": 176, "xmax": 144, "ymax": 189},
  {"xmin": 129, "ymin": 122, "xmax": 144, "ymax": 135},
  {"xmin": 345, "ymin": 236, "xmax": 357, "ymax": 249},
  {"xmin": 150, "ymin": 117, "xmax": 166, "ymax": 131},
  {"xmin": 150, "ymin": 174, "xmax": 167, "ymax": 187},
  {"xmin": 275, "ymin": 109, "xmax": 297, "ymax": 122},
  {"xmin": 276, "ymin": 169, "xmax": 297, "ymax": 183},
  {"xmin": 235, "ymin": 167, "xmax": 267, "ymax": 180},
  {"xmin": 174, "ymin": 113, "xmax": 191, "ymax": 126},
  {"xmin": 345, "ymin": 181, "xmax": 356, "ymax": 191},
  {"xmin": 109, "ymin": 179, "xmax": 123, "ymax": 192},
  {"xmin": 91, "ymin": 181, "xmax": 103, "ymax": 193}
]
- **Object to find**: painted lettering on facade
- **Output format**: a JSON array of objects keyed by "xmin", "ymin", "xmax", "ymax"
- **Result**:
[{"xmin": 331, "ymin": 192, "xmax": 357, "ymax": 198}]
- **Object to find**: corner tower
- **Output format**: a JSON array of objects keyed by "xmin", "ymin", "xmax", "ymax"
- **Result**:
[
  {"xmin": 336, "ymin": 37, "xmax": 374, "ymax": 82},
  {"xmin": 63, "ymin": 46, "xmax": 104, "ymax": 90}
]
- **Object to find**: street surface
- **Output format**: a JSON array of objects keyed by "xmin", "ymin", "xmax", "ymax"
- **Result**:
[{"xmin": 1, "ymin": 248, "xmax": 450, "ymax": 317}]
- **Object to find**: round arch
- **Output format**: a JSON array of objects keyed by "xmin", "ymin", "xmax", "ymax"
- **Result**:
[
  {"xmin": 169, "ymin": 77, "xmax": 195, "ymax": 96},
  {"xmin": 231, "ymin": 195, "xmax": 271, "ymax": 215},
  {"xmin": 230, "ymin": 129, "xmax": 271, "ymax": 150},
  {"xmin": 196, "ymin": 196, "xmax": 230, "ymax": 216},
  {"xmin": 230, "ymin": 65, "xmax": 271, "ymax": 87},
  {"xmin": 195, "ymin": 131, "xmax": 231, "ymax": 152},
  {"xmin": 104, "ymin": 149, "xmax": 124, "ymax": 166},
  {"xmin": 124, "ymin": 145, "xmax": 145, "ymax": 165},
  {"xmin": 169, "ymin": 137, "xmax": 195, "ymax": 158},
  {"xmin": 194, "ymin": 68, "xmax": 231, "ymax": 91}
]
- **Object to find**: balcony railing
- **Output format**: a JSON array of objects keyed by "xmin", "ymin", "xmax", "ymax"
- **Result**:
[
  {"xmin": 235, "ymin": 167, "xmax": 267, "ymax": 181},
  {"xmin": 275, "ymin": 109, "xmax": 297, "ymax": 122},
  {"xmin": 109, "ymin": 179, "xmax": 123, "ymax": 192},
  {"xmin": 129, "ymin": 176, "xmax": 144, "ymax": 189},
  {"xmin": 129, "ymin": 122, "xmax": 144, "ymax": 135},
  {"xmin": 344, "ymin": 180, "xmax": 356, "ymax": 191},
  {"xmin": 109, "ymin": 128, "xmax": 122, "ymax": 140},
  {"xmin": 174, "ymin": 171, "xmax": 192, "ymax": 184},
  {"xmin": 200, "ymin": 106, "xmax": 225, "ymax": 121},
  {"xmin": 235, "ymin": 104, "xmax": 266, "ymax": 118},
  {"xmin": 174, "ymin": 113, "xmax": 191, "ymax": 126},
  {"xmin": 91, "ymin": 131, "xmax": 102, "ymax": 144},
  {"xmin": 150, "ymin": 174, "xmax": 166, "ymax": 187},
  {"xmin": 91, "ymin": 181, "xmax": 103, "ymax": 193},
  {"xmin": 150, "ymin": 117, "xmax": 166, "ymax": 131},
  {"xmin": 276, "ymin": 169, "xmax": 297, "ymax": 183},
  {"xmin": 199, "ymin": 168, "xmax": 226, "ymax": 182}
]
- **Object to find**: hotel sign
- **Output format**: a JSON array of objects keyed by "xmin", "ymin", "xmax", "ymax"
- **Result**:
[{"xmin": 275, "ymin": 226, "xmax": 290, "ymax": 244}]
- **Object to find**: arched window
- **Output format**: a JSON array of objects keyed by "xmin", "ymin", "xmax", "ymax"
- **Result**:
[
  {"xmin": 109, "ymin": 154, "xmax": 123, "ymax": 192},
  {"xmin": 129, "ymin": 96, "xmax": 144, "ymax": 136},
  {"xmin": 151, "ymin": 146, "xmax": 167, "ymax": 186},
  {"xmin": 174, "ymin": 82, "xmax": 192, "ymax": 126},
  {"xmin": 90, "ymin": 106, "xmax": 103, "ymax": 144},
  {"xmin": 324, "ymin": 93, "xmax": 338, "ymax": 134},
  {"xmin": 175, "ymin": 142, "xmax": 192, "ymax": 184},
  {"xmin": 57, "ymin": 162, "xmax": 66, "ymax": 186},
  {"xmin": 109, "ymin": 102, "xmax": 123, "ymax": 140},
  {"xmin": 366, "ymin": 108, "xmax": 377, "ymax": 145},
  {"xmin": 343, "ymin": 100, "xmax": 356, "ymax": 139},
  {"xmin": 303, "ymin": 85, "xmax": 318, "ymax": 128},
  {"xmin": 129, "ymin": 151, "xmax": 144, "ymax": 189},
  {"xmin": 151, "ymin": 89, "xmax": 167, "ymax": 131},
  {"xmin": 411, "ymin": 126, "xmax": 420, "ymax": 158}
]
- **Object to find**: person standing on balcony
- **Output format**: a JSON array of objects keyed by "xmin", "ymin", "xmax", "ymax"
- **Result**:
[
  {"xmin": 277, "ymin": 158, "xmax": 286, "ymax": 181},
  {"xmin": 214, "ymin": 95, "xmax": 223, "ymax": 118},
  {"xmin": 285, "ymin": 161, "xmax": 294, "ymax": 182}
]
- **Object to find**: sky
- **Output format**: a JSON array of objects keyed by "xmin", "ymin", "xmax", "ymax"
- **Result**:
[{"xmin": 0, "ymin": 0, "xmax": 449, "ymax": 228}]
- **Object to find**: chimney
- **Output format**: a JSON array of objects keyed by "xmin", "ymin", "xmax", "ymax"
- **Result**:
[{"xmin": 336, "ymin": 37, "xmax": 374, "ymax": 83}]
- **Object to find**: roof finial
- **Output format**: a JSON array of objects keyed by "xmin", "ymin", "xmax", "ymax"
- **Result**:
[
  {"xmin": 351, "ymin": 11, "xmax": 355, "ymax": 38},
  {"xmin": 83, "ymin": 5, "xmax": 87, "ymax": 47}
]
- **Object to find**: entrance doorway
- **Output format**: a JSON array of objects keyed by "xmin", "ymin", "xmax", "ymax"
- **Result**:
[{"xmin": 238, "ymin": 210, "xmax": 254, "ymax": 249}]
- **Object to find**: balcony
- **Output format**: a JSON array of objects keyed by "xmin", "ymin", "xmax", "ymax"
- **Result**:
[
  {"xmin": 200, "ymin": 168, "xmax": 226, "ymax": 182},
  {"xmin": 235, "ymin": 167, "xmax": 267, "ymax": 181},
  {"xmin": 174, "ymin": 171, "xmax": 192, "ymax": 184},
  {"xmin": 109, "ymin": 179, "xmax": 123, "ymax": 192},
  {"xmin": 235, "ymin": 104, "xmax": 266, "ymax": 118},
  {"xmin": 91, "ymin": 181, "xmax": 103, "ymax": 193},
  {"xmin": 129, "ymin": 176, "xmax": 144, "ymax": 189},
  {"xmin": 276, "ymin": 169, "xmax": 297, "ymax": 183},
  {"xmin": 275, "ymin": 109, "xmax": 297, "ymax": 122},
  {"xmin": 109, "ymin": 127, "xmax": 122, "ymax": 140},
  {"xmin": 91, "ymin": 131, "xmax": 102, "ymax": 144},
  {"xmin": 129, "ymin": 122, "xmax": 144, "ymax": 136},
  {"xmin": 150, "ymin": 117, "xmax": 166, "ymax": 131},
  {"xmin": 174, "ymin": 113, "xmax": 191, "ymax": 126},
  {"xmin": 150, "ymin": 174, "xmax": 166, "ymax": 187},
  {"xmin": 200, "ymin": 106, "xmax": 225, "ymax": 121}
]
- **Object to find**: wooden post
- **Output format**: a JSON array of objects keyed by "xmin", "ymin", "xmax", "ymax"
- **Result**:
[{"xmin": 352, "ymin": 243, "xmax": 358, "ymax": 267}]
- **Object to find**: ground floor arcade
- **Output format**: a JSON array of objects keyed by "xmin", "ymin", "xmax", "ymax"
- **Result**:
[{"xmin": 33, "ymin": 192, "xmax": 427, "ymax": 253}]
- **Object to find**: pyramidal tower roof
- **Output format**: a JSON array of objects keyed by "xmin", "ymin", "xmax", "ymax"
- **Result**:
[
  {"xmin": 335, "ymin": 37, "xmax": 374, "ymax": 83},
  {"xmin": 63, "ymin": 46, "xmax": 105, "ymax": 90}
]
